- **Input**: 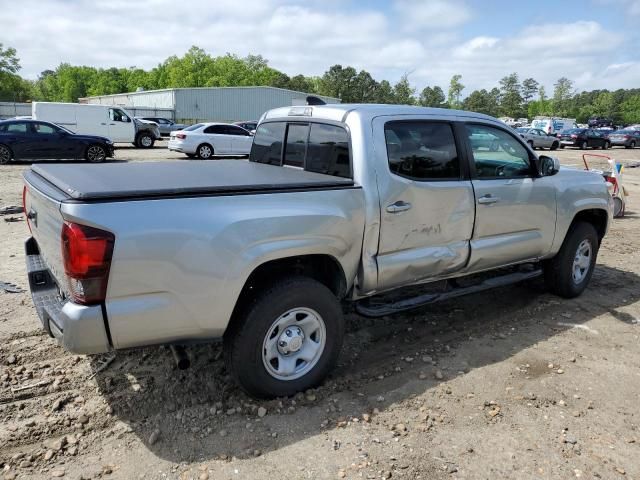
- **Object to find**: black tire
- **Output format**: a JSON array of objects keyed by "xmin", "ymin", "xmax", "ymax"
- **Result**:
[
  {"xmin": 544, "ymin": 222, "xmax": 598, "ymax": 298},
  {"xmin": 580, "ymin": 141, "xmax": 588, "ymax": 150},
  {"xmin": 197, "ymin": 143, "xmax": 214, "ymax": 159},
  {"xmin": 85, "ymin": 144, "xmax": 107, "ymax": 163},
  {"xmin": 551, "ymin": 141, "xmax": 559, "ymax": 150},
  {"xmin": 629, "ymin": 141, "xmax": 636, "ymax": 149},
  {"xmin": 136, "ymin": 133, "xmax": 155, "ymax": 149},
  {"xmin": 602, "ymin": 141, "xmax": 609, "ymax": 150},
  {"xmin": 0, "ymin": 144, "xmax": 12, "ymax": 164},
  {"xmin": 613, "ymin": 197, "xmax": 624, "ymax": 218},
  {"xmin": 560, "ymin": 144, "xmax": 565, "ymax": 149},
  {"xmin": 224, "ymin": 276, "xmax": 344, "ymax": 398},
  {"xmin": 527, "ymin": 140, "xmax": 534, "ymax": 150}
]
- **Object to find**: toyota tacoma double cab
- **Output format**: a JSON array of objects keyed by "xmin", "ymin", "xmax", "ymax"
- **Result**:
[{"xmin": 22, "ymin": 104, "xmax": 613, "ymax": 398}]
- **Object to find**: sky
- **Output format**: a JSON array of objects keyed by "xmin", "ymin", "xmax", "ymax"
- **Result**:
[{"xmin": 3, "ymin": 0, "xmax": 640, "ymax": 94}]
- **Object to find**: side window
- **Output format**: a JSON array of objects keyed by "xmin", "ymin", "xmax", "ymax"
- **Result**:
[
  {"xmin": 6, "ymin": 123, "xmax": 28, "ymax": 133},
  {"xmin": 33, "ymin": 123, "xmax": 58, "ymax": 134},
  {"xmin": 249, "ymin": 122, "xmax": 286, "ymax": 165},
  {"xmin": 384, "ymin": 121, "xmax": 460, "ymax": 181},
  {"xmin": 283, "ymin": 123, "xmax": 309, "ymax": 168},
  {"xmin": 203, "ymin": 125, "xmax": 225, "ymax": 134},
  {"xmin": 466, "ymin": 124, "xmax": 531, "ymax": 179},
  {"xmin": 306, "ymin": 123, "xmax": 351, "ymax": 178},
  {"xmin": 226, "ymin": 125, "xmax": 250, "ymax": 136}
]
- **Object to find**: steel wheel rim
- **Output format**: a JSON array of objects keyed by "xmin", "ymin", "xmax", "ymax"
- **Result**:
[
  {"xmin": 262, "ymin": 307, "xmax": 326, "ymax": 381},
  {"xmin": 141, "ymin": 136, "xmax": 152, "ymax": 147},
  {"xmin": 572, "ymin": 239, "xmax": 592, "ymax": 284},
  {"xmin": 87, "ymin": 146, "xmax": 105, "ymax": 162},
  {"xmin": 199, "ymin": 146, "xmax": 211, "ymax": 158},
  {"xmin": 0, "ymin": 146, "xmax": 10, "ymax": 164}
]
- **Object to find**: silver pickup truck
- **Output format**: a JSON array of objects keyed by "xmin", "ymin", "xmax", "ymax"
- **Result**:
[{"xmin": 23, "ymin": 104, "xmax": 613, "ymax": 398}]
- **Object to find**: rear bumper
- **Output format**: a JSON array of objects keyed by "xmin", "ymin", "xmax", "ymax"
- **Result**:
[{"xmin": 25, "ymin": 237, "xmax": 111, "ymax": 354}]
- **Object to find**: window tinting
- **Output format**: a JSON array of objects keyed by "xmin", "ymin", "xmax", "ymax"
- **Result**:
[
  {"xmin": 204, "ymin": 125, "xmax": 226, "ymax": 134},
  {"xmin": 249, "ymin": 122, "xmax": 286, "ymax": 165},
  {"xmin": 33, "ymin": 123, "xmax": 58, "ymax": 134},
  {"xmin": 6, "ymin": 123, "xmax": 28, "ymax": 133},
  {"xmin": 283, "ymin": 123, "xmax": 309, "ymax": 168},
  {"xmin": 384, "ymin": 122, "xmax": 459, "ymax": 180},
  {"xmin": 226, "ymin": 125, "xmax": 250, "ymax": 136},
  {"xmin": 466, "ymin": 124, "xmax": 531, "ymax": 179},
  {"xmin": 306, "ymin": 123, "xmax": 351, "ymax": 178}
]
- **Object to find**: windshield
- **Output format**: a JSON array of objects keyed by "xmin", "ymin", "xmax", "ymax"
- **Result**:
[
  {"xmin": 184, "ymin": 123, "xmax": 203, "ymax": 131},
  {"xmin": 515, "ymin": 128, "xmax": 529, "ymax": 133},
  {"xmin": 615, "ymin": 130, "xmax": 635, "ymax": 134},
  {"xmin": 565, "ymin": 129, "xmax": 584, "ymax": 134},
  {"xmin": 55, "ymin": 123, "xmax": 75, "ymax": 134}
]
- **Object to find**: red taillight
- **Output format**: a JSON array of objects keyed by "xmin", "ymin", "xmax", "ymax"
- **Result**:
[
  {"xmin": 61, "ymin": 222, "xmax": 114, "ymax": 305},
  {"xmin": 176, "ymin": 133, "xmax": 186, "ymax": 139},
  {"xmin": 23, "ymin": 186, "xmax": 32, "ymax": 233},
  {"xmin": 624, "ymin": 135, "xmax": 630, "ymax": 139}
]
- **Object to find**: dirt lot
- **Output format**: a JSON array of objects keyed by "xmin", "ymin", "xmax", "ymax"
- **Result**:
[{"xmin": 1, "ymin": 144, "xmax": 640, "ymax": 480}]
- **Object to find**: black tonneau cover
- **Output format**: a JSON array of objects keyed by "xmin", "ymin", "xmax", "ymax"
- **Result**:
[{"xmin": 30, "ymin": 160, "xmax": 354, "ymax": 201}]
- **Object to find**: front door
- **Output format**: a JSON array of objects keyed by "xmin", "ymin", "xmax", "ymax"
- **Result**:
[
  {"xmin": 373, "ymin": 117, "xmax": 475, "ymax": 291},
  {"xmin": 108, "ymin": 108, "xmax": 134, "ymax": 143},
  {"xmin": 225, "ymin": 125, "xmax": 254, "ymax": 154},
  {"xmin": 463, "ymin": 123, "xmax": 557, "ymax": 272},
  {"xmin": 203, "ymin": 125, "xmax": 231, "ymax": 154}
]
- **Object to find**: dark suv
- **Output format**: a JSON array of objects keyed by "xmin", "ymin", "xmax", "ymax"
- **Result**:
[{"xmin": 588, "ymin": 117, "xmax": 614, "ymax": 128}]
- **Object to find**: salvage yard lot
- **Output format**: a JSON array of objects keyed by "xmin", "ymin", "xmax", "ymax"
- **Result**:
[{"xmin": 1, "ymin": 146, "xmax": 640, "ymax": 479}]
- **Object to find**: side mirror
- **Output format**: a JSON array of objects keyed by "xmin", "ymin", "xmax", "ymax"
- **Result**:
[
  {"xmin": 539, "ymin": 155, "xmax": 560, "ymax": 177},
  {"xmin": 122, "ymin": 116, "xmax": 130, "ymax": 123}
]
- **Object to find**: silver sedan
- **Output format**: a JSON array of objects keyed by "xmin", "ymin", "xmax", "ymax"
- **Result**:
[{"xmin": 516, "ymin": 128, "xmax": 560, "ymax": 150}]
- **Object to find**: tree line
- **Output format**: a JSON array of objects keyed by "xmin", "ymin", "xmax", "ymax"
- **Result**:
[{"xmin": 1, "ymin": 44, "xmax": 639, "ymax": 124}]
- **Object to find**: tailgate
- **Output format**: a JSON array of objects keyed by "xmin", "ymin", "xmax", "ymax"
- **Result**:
[{"xmin": 23, "ymin": 172, "xmax": 68, "ymax": 294}]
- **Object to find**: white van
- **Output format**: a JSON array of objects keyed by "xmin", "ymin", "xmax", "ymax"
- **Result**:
[
  {"xmin": 531, "ymin": 117, "xmax": 576, "ymax": 135},
  {"xmin": 32, "ymin": 102, "xmax": 159, "ymax": 148}
]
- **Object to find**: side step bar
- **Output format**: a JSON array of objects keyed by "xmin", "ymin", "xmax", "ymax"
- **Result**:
[{"xmin": 355, "ymin": 269, "xmax": 543, "ymax": 318}]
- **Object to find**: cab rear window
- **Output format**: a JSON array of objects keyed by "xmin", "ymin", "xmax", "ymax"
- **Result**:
[{"xmin": 250, "ymin": 121, "xmax": 351, "ymax": 178}]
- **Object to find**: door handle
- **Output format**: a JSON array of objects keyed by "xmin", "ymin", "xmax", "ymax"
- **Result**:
[
  {"xmin": 478, "ymin": 194, "xmax": 500, "ymax": 205},
  {"xmin": 386, "ymin": 201, "xmax": 412, "ymax": 213}
]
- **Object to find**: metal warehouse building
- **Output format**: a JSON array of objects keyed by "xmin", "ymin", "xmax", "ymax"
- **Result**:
[{"xmin": 80, "ymin": 87, "xmax": 340, "ymax": 123}]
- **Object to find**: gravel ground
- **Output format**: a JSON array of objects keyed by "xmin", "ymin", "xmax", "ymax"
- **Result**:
[{"xmin": 1, "ymin": 144, "xmax": 640, "ymax": 480}]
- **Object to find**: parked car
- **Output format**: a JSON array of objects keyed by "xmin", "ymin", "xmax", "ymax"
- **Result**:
[
  {"xmin": 515, "ymin": 127, "xmax": 560, "ymax": 150},
  {"xmin": 558, "ymin": 128, "xmax": 611, "ymax": 149},
  {"xmin": 32, "ymin": 102, "xmax": 160, "ymax": 148},
  {"xmin": 168, "ymin": 123, "xmax": 253, "ymax": 158},
  {"xmin": 607, "ymin": 129, "xmax": 640, "ymax": 148},
  {"xmin": 588, "ymin": 116, "xmax": 614, "ymax": 128},
  {"xmin": 23, "ymin": 104, "xmax": 613, "ymax": 398},
  {"xmin": 234, "ymin": 121, "xmax": 258, "ymax": 133},
  {"xmin": 140, "ymin": 117, "xmax": 187, "ymax": 136},
  {"xmin": 0, "ymin": 119, "xmax": 114, "ymax": 164}
]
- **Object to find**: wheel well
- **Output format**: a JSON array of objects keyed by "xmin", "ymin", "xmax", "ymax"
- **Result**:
[
  {"xmin": 571, "ymin": 209, "xmax": 608, "ymax": 243},
  {"xmin": 197, "ymin": 143, "xmax": 213, "ymax": 152},
  {"xmin": 232, "ymin": 255, "xmax": 347, "ymax": 316}
]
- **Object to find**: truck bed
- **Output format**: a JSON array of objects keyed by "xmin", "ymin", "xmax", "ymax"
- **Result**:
[{"xmin": 29, "ymin": 160, "xmax": 355, "ymax": 201}]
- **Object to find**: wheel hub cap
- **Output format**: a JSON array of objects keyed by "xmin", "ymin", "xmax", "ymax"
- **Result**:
[
  {"xmin": 572, "ymin": 239, "xmax": 592, "ymax": 284},
  {"xmin": 278, "ymin": 326, "xmax": 304, "ymax": 355}
]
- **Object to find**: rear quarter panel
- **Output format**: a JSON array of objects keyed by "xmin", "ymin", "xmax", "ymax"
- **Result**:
[{"xmin": 60, "ymin": 188, "xmax": 365, "ymax": 348}]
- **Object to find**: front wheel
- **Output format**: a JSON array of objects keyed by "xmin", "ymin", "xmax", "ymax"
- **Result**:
[
  {"xmin": 580, "ymin": 141, "xmax": 588, "ymax": 150},
  {"xmin": 197, "ymin": 144, "xmax": 213, "ymax": 159},
  {"xmin": 85, "ymin": 144, "xmax": 106, "ymax": 163},
  {"xmin": 544, "ymin": 222, "xmax": 598, "ymax": 298},
  {"xmin": 224, "ymin": 276, "xmax": 344, "ymax": 398},
  {"xmin": 0, "ymin": 144, "xmax": 12, "ymax": 164},
  {"xmin": 602, "ymin": 141, "xmax": 609, "ymax": 150},
  {"xmin": 551, "ymin": 141, "xmax": 559, "ymax": 150},
  {"xmin": 136, "ymin": 133, "xmax": 155, "ymax": 148}
]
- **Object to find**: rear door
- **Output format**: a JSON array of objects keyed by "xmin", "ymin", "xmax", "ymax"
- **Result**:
[
  {"xmin": 463, "ymin": 123, "xmax": 556, "ymax": 271},
  {"xmin": 1, "ymin": 122, "xmax": 32, "ymax": 158},
  {"xmin": 373, "ymin": 117, "xmax": 475, "ymax": 291},
  {"xmin": 203, "ymin": 125, "xmax": 232, "ymax": 154},
  {"xmin": 225, "ymin": 125, "xmax": 254, "ymax": 154}
]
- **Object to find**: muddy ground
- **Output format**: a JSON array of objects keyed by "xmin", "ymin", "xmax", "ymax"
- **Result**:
[{"xmin": 1, "ymin": 144, "xmax": 640, "ymax": 480}]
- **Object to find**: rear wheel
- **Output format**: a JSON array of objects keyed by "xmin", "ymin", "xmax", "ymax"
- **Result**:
[
  {"xmin": 544, "ymin": 222, "xmax": 598, "ymax": 298},
  {"xmin": 527, "ymin": 140, "xmax": 534, "ymax": 150},
  {"xmin": 224, "ymin": 276, "xmax": 344, "ymax": 398},
  {"xmin": 602, "ymin": 141, "xmax": 609, "ymax": 150},
  {"xmin": 580, "ymin": 141, "xmax": 588, "ymax": 150},
  {"xmin": 85, "ymin": 144, "xmax": 106, "ymax": 163},
  {"xmin": 629, "ymin": 141, "xmax": 636, "ymax": 149},
  {"xmin": 0, "ymin": 144, "xmax": 12, "ymax": 164},
  {"xmin": 197, "ymin": 144, "xmax": 213, "ymax": 159},
  {"xmin": 613, "ymin": 197, "xmax": 625, "ymax": 218}
]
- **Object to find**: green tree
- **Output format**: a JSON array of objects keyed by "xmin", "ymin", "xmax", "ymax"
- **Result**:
[
  {"xmin": 418, "ymin": 86, "xmax": 447, "ymax": 107},
  {"xmin": 319, "ymin": 65, "xmax": 359, "ymax": 102},
  {"xmin": 552, "ymin": 77, "xmax": 574, "ymax": 117},
  {"xmin": 521, "ymin": 77, "xmax": 539, "ymax": 103},
  {"xmin": 392, "ymin": 74, "xmax": 416, "ymax": 105},
  {"xmin": 374, "ymin": 80, "xmax": 395, "ymax": 104},
  {"xmin": 0, "ymin": 44, "xmax": 32, "ymax": 101},
  {"xmin": 499, "ymin": 73, "xmax": 522, "ymax": 118},
  {"xmin": 462, "ymin": 88, "xmax": 500, "ymax": 116},
  {"xmin": 620, "ymin": 95, "xmax": 640, "ymax": 124},
  {"xmin": 0, "ymin": 43, "xmax": 20, "ymax": 74},
  {"xmin": 448, "ymin": 74, "xmax": 464, "ymax": 108}
]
